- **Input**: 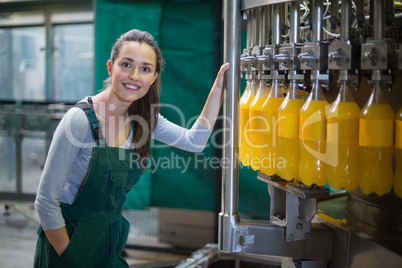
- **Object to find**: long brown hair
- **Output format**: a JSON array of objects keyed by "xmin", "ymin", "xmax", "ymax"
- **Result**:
[{"xmin": 105, "ymin": 29, "xmax": 164, "ymax": 164}]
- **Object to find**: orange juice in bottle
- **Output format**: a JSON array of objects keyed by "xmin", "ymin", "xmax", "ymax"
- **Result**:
[
  {"xmin": 394, "ymin": 107, "xmax": 402, "ymax": 198},
  {"xmin": 239, "ymin": 80, "xmax": 256, "ymax": 166},
  {"xmin": 277, "ymin": 81, "xmax": 305, "ymax": 181},
  {"xmin": 359, "ymin": 81, "xmax": 395, "ymax": 196},
  {"xmin": 260, "ymin": 80, "xmax": 285, "ymax": 176},
  {"xmin": 249, "ymin": 81, "xmax": 269, "ymax": 170},
  {"xmin": 239, "ymin": 81, "xmax": 251, "ymax": 152},
  {"xmin": 327, "ymin": 81, "xmax": 361, "ymax": 191},
  {"xmin": 299, "ymin": 80, "xmax": 329, "ymax": 186}
]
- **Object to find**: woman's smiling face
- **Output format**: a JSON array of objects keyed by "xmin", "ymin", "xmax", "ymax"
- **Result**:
[{"xmin": 107, "ymin": 41, "xmax": 158, "ymax": 103}]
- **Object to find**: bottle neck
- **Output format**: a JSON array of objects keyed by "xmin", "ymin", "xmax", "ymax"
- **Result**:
[
  {"xmin": 268, "ymin": 79, "xmax": 284, "ymax": 98},
  {"xmin": 368, "ymin": 80, "xmax": 388, "ymax": 106},
  {"xmin": 287, "ymin": 81, "xmax": 303, "ymax": 100},
  {"xmin": 309, "ymin": 80, "xmax": 326, "ymax": 101},
  {"xmin": 337, "ymin": 80, "xmax": 356, "ymax": 103},
  {"xmin": 250, "ymin": 80, "xmax": 258, "ymax": 96},
  {"xmin": 258, "ymin": 80, "xmax": 268, "ymax": 97}
]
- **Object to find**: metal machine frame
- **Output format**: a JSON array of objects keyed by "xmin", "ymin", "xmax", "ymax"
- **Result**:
[{"xmin": 219, "ymin": 0, "xmax": 402, "ymax": 267}]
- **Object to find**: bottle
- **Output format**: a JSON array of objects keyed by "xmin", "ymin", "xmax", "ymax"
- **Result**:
[
  {"xmin": 277, "ymin": 81, "xmax": 305, "ymax": 181},
  {"xmin": 359, "ymin": 81, "xmax": 395, "ymax": 196},
  {"xmin": 239, "ymin": 81, "xmax": 251, "ymax": 156},
  {"xmin": 260, "ymin": 80, "xmax": 285, "ymax": 176},
  {"xmin": 326, "ymin": 81, "xmax": 361, "ymax": 191},
  {"xmin": 248, "ymin": 81, "xmax": 269, "ymax": 170},
  {"xmin": 299, "ymin": 80, "xmax": 329, "ymax": 186},
  {"xmin": 239, "ymin": 80, "xmax": 256, "ymax": 166},
  {"xmin": 394, "ymin": 107, "xmax": 402, "ymax": 198}
]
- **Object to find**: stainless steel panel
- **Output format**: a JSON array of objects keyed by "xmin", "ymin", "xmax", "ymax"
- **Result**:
[
  {"xmin": 347, "ymin": 188, "xmax": 402, "ymax": 234},
  {"xmin": 316, "ymin": 197, "xmax": 402, "ymax": 267},
  {"xmin": 231, "ymin": 221, "xmax": 333, "ymax": 260},
  {"xmin": 361, "ymin": 41, "xmax": 389, "ymax": 70},
  {"xmin": 328, "ymin": 41, "xmax": 353, "ymax": 70},
  {"xmin": 286, "ymin": 193, "xmax": 316, "ymax": 242}
]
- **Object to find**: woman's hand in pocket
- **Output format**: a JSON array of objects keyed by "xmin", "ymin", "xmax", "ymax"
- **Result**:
[{"xmin": 44, "ymin": 227, "xmax": 70, "ymax": 256}]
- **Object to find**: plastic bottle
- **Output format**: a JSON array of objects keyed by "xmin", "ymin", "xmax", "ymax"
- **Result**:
[
  {"xmin": 260, "ymin": 80, "xmax": 285, "ymax": 176},
  {"xmin": 239, "ymin": 80, "xmax": 256, "ymax": 166},
  {"xmin": 394, "ymin": 107, "xmax": 402, "ymax": 198},
  {"xmin": 248, "ymin": 81, "xmax": 270, "ymax": 170},
  {"xmin": 359, "ymin": 81, "xmax": 395, "ymax": 196},
  {"xmin": 239, "ymin": 81, "xmax": 250, "ymax": 154},
  {"xmin": 327, "ymin": 81, "xmax": 361, "ymax": 191},
  {"xmin": 299, "ymin": 80, "xmax": 329, "ymax": 186},
  {"xmin": 277, "ymin": 81, "xmax": 305, "ymax": 181}
]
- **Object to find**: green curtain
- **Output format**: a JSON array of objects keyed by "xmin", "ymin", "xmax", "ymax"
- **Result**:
[
  {"xmin": 95, "ymin": 1, "xmax": 163, "ymax": 92},
  {"xmin": 95, "ymin": 0, "xmax": 270, "ymax": 218},
  {"xmin": 151, "ymin": 0, "xmax": 217, "ymax": 210}
]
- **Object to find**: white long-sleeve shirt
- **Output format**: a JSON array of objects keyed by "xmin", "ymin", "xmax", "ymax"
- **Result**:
[{"xmin": 35, "ymin": 97, "xmax": 212, "ymax": 231}]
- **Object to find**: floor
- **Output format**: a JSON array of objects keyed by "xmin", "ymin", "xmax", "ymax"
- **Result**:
[
  {"xmin": 0, "ymin": 201, "xmax": 282, "ymax": 268},
  {"xmin": 0, "ymin": 201, "xmax": 188, "ymax": 268}
]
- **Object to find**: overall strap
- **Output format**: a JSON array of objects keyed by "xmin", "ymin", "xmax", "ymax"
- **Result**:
[{"xmin": 75, "ymin": 97, "xmax": 106, "ymax": 146}]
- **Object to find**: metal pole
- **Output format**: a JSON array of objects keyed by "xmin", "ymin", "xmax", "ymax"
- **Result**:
[
  {"xmin": 289, "ymin": 1, "xmax": 300, "ymax": 44},
  {"xmin": 247, "ymin": 10, "xmax": 251, "ymax": 48},
  {"xmin": 254, "ymin": 7, "xmax": 260, "ymax": 47},
  {"xmin": 219, "ymin": 0, "xmax": 241, "ymax": 252},
  {"xmin": 289, "ymin": 1, "xmax": 300, "ymax": 79},
  {"xmin": 15, "ymin": 123, "xmax": 23, "ymax": 194},
  {"xmin": 372, "ymin": 0, "xmax": 386, "ymax": 82},
  {"xmin": 272, "ymin": 4, "xmax": 281, "ymax": 46},
  {"xmin": 339, "ymin": 0, "xmax": 352, "ymax": 80},
  {"xmin": 340, "ymin": 0, "xmax": 352, "ymax": 41},
  {"xmin": 214, "ymin": 0, "xmax": 223, "ymax": 244},
  {"xmin": 250, "ymin": 8, "xmax": 257, "ymax": 47},
  {"xmin": 44, "ymin": 6, "xmax": 54, "ymax": 101},
  {"xmin": 272, "ymin": 4, "xmax": 281, "ymax": 78},
  {"xmin": 279, "ymin": 3, "xmax": 286, "ymax": 40},
  {"xmin": 373, "ymin": 0, "xmax": 385, "ymax": 40},
  {"xmin": 312, "ymin": 0, "xmax": 323, "ymax": 42},
  {"xmin": 259, "ymin": 6, "xmax": 267, "ymax": 47},
  {"xmin": 267, "ymin": 5, "xmax": 272, "ymax": 44}
]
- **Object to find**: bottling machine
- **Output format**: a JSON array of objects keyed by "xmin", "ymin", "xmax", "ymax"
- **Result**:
[{"xmin": 218, "ymin": 0, "xmax": 402, "ymax": 267}]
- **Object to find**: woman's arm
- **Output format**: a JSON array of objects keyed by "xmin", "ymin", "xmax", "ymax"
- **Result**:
[
  {"xmin": 197, "ymin": 62, "xmax": 230, "ymax": 130},
  {"xmin": 35, "ymin": 107, "xmax": 91, "ymax": 255},
  {"xmin": 153, "ymin": 114, "xmax": 211, "ymax": 152},
  {"xmin": 152, "ymin": 63, "xmax": 232, "ymax": 153}
]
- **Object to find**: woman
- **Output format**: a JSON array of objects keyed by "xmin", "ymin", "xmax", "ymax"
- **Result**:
[{"xmin": 34, "ymin": 29, "xmax": 230, "ymax": 267}]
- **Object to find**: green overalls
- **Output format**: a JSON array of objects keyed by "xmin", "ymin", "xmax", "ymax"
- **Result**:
[{"xmin": 34, "ymin": 98, "xmax": 144, "ymax": 268}]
